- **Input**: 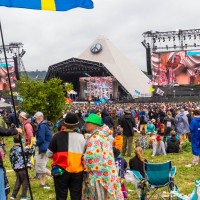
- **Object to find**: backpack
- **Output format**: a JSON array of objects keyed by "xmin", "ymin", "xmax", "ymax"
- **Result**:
[{"xmin": 144, "ymin": 114, "xmax": 148, "ymax": 123}]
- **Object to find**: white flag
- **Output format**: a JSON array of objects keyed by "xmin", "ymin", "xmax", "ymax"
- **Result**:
[{"xmin": 156, "ymin": 88, "xmax": 164, "ymax": 96}]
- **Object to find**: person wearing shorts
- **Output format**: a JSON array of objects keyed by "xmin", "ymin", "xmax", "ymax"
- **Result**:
[{"xmin": 34, "ymin": 112, "xmax": 52, "ymax": 189}]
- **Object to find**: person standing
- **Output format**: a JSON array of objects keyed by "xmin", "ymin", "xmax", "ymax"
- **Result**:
[
  {"xmin": 34, "ymin": 112, "xmax": 52, "ymax": 189},
  {"xmin": 82, "ymin": 113, "xmax": 124, "ymax": 200},
  {"xmin": 121, "ymin": 108, "xmax": 136, "ymax": 157},
  {"xmin": 175, "ymin": 108, "xmax": 190, "ymax": 144},
  {"xmin": 19, "ymin": 112, "xmax": 34, "ymax": 146},
  {"xmin": 189, "ymin": 110, "xmax": 200, "ymax": 165},
  {"xmin": 47, "ymin": 113, "xmax": 86, "ymax": 200},
  {"xmin": 9, "ymin": 136, "xmax": 36, "ymax": 200}
]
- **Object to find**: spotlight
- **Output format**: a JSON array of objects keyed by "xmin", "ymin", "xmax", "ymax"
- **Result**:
[
  {"xmin": 20, "ymin": 49, "xmax": 26, "ymax": 57},
  {"xmin": 9, "ymin": 48, "xmax": 13, "ymax": 53}
]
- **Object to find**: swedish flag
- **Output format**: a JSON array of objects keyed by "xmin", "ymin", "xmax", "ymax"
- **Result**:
[{"xmin": 0, "ymin": 0, "xmax": 94, "ymax": 11}]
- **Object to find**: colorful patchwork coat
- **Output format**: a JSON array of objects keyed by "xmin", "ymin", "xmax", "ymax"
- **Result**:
[{"xmin": 82, "ymin": 125, "xmax": 124, "ymax": 200}]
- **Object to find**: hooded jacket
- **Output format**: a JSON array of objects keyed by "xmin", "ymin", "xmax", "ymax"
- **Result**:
[
  {"xmin": 190, "ymin": 117, "xmax": 200, "ymax": 156},
  {"xmin": 166, "ymin": 136, "xmax": 180, "ymax": 153},
  {"xmin": 175, "ymin": 112, "xmax": 190, "ymax": 134},
  {"xmin": 120, "ymin": 113, "xmax": 136, "ymax": 137},
  {"xmin": 35, "ymin": 120, "xmax": 52, "ymax": 154}
]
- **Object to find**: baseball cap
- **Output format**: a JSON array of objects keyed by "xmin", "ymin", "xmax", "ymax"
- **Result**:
[{"xmin": 34, "ymin": 112, "xmax": 44, "ymax": 119}]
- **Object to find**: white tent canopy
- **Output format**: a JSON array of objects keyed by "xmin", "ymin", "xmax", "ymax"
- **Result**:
[
  {"xmin": 79, "ymin": 36, "xmax": 152, "ymax": 97},
  {"xmin": 0, "ymin": 102, "xmax": 13, "ymax": 108}
]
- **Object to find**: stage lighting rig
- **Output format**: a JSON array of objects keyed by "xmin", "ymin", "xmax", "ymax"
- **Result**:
[{"xmin": 142, "ymin": 28, "xmax": 200, "ymax": 52}]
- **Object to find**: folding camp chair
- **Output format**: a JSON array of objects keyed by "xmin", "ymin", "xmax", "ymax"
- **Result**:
[
  {"xmin": 132, "ymin": 161, "xmax": 177, "ymax": 200},
  {"xmin": 170, "ymin": 178, "xmax": 200, "ymax": 200}
]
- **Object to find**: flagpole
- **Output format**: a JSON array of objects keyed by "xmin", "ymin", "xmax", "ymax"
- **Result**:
[{"xmin": 0, "ymin": 21, "xmax": 34, "ymax": 200}]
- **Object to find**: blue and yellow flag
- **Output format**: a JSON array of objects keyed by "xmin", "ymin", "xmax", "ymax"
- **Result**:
[{"xmin": 0, "ymin": 0, "xmax": 93, "ymax": 11}]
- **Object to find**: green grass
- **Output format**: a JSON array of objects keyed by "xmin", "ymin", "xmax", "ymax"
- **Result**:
[{"xmin": 2, "ymin": 134, "xmax": 199, "ymax": 200}]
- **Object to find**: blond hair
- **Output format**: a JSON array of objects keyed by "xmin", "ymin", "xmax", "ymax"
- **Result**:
[
  {"xmin": 135, "ymin": 147, "xmax": 145, "ymax": 162},
  {"xmin": 167, "ymin": 111, "xmax": 172, "ymax": 118}
]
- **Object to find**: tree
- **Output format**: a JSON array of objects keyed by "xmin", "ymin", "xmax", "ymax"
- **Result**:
[{"xmin": 17, "ymin": 78, "xmax": 69, "ymax": 123}]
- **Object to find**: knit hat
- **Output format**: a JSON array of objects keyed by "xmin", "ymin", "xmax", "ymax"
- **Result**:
[
  {"xmin": 85, "ymin": 113, "xmax": 103, "ymax": 126},
  {"xmin": 156, "ymin": 135, "xmax": 161, "ymax": 141},
  {"xmin": 19, "ymin": 111, "xmax": 27, "ymax": 120}
]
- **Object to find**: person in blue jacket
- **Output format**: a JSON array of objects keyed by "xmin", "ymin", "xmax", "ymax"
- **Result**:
[
  {"xmin": 189, "ymin": 109, "xmax": 200, "ymax": 166},
  {"xmin": 34, "ymin": 112, "xmax": 52, "ymax": 189}
]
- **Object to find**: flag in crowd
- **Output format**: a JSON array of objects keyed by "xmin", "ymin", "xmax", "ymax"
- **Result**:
[
  {"xmin": 134, "ymin": 90, "xmax": 141, "ymax": 95},
  {"xmin": 0, "ymin": 0, "xmax": 94, "ymax": 11},
  {"xmin": 156, "ymin": 88, "xmax": 164, "ymax": 96},
  {"xmin": 149, "ymin": 87, "xmax": 155, "ymax": 93}
]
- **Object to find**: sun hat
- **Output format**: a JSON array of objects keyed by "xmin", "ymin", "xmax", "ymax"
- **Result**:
[
  {"xmin": 34, "ymin": 112, "xmax": 44, "ymax": 119},
  {"xmin": 19, "ymin": 111, "xmax": 27, "ymax": 120},
  {"xmin": 85, "ymin": 113, "xmax": 103, "ymax": 126}
]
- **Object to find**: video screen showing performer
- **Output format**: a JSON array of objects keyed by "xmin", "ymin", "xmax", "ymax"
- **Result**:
[
  {"xmin": 0, "ymin": 63, "xmax": 17, "ymax": 90},
  {"xmin": 152, "ymin": 51, "xmax": 200, "ymax": 85}
]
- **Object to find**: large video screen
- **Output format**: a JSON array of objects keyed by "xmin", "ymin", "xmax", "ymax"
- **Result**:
[
  {"xmin": 151, "ymin": 50, "xmax": 200, "ymax": 85},
  {"xmin": 79, "ymin": 76, "xmax": 114, "ymax": 99},
  {"xmin": 0, "ymin": 62, "xmax": 17, "ymax": 90}
]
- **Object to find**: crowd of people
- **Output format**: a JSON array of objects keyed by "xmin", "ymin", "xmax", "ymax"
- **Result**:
[{"xmin": 0, "ymin": 101, "xmax": 199, "ymax": 200}]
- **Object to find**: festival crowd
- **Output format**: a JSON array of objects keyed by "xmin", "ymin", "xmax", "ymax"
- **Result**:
[{"xmin": 0, "ymin": 101, "xmax": 200, "ymax": 200}]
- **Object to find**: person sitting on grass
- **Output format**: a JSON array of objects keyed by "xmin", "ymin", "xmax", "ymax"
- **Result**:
[
  {"xmin": 136, "ymin": 130, "xmax": 149, "ymax": 150},
  {"xmin": 10, "ymin": 135, "xmax": 36, "ymax": 200},
  {"xmin": 129, "ymin": 147, "xmax": 147, "ymax": 178},
  {"xmin": 157, "ymin": 123, "xmax": 165, "ymax": 136},
  {"xmin": 166, "ymin": 130, "xmax": 180, "ymax": 154},
  {"xmin": 152, "ymin": 135, "xmax": 166, "ymax": 156},
  {"xmin": 146, "ymin": 120, "xmax": 155, "ymax": 134}
]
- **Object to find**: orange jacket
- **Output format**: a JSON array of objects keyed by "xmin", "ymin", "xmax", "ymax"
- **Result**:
[{"xmin": 113, "ymin": 135, "xmax": 123, "ymax": 151}]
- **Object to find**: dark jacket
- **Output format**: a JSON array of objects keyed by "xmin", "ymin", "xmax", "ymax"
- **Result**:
[
  {"xmin": 36, "ymin": 121, "xmax": 52, "ymax": 154},
  {"xmin": 104, "ymin": 115, "xmax": 114, "ymax": 128},
  {"xmin": 166, "ymin": 137, "xmax": 180, "ymax": 153},
  {"xmin": 129, "ymin": 156, "xmax": 147, "ymax": 178},
  {"xmin": 120, "ymin": 114, "xmax": 135, "ymax": 137},
  {"xmin": 0, "ymin": 127, "xmax": 18, "ymax": 167}
]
